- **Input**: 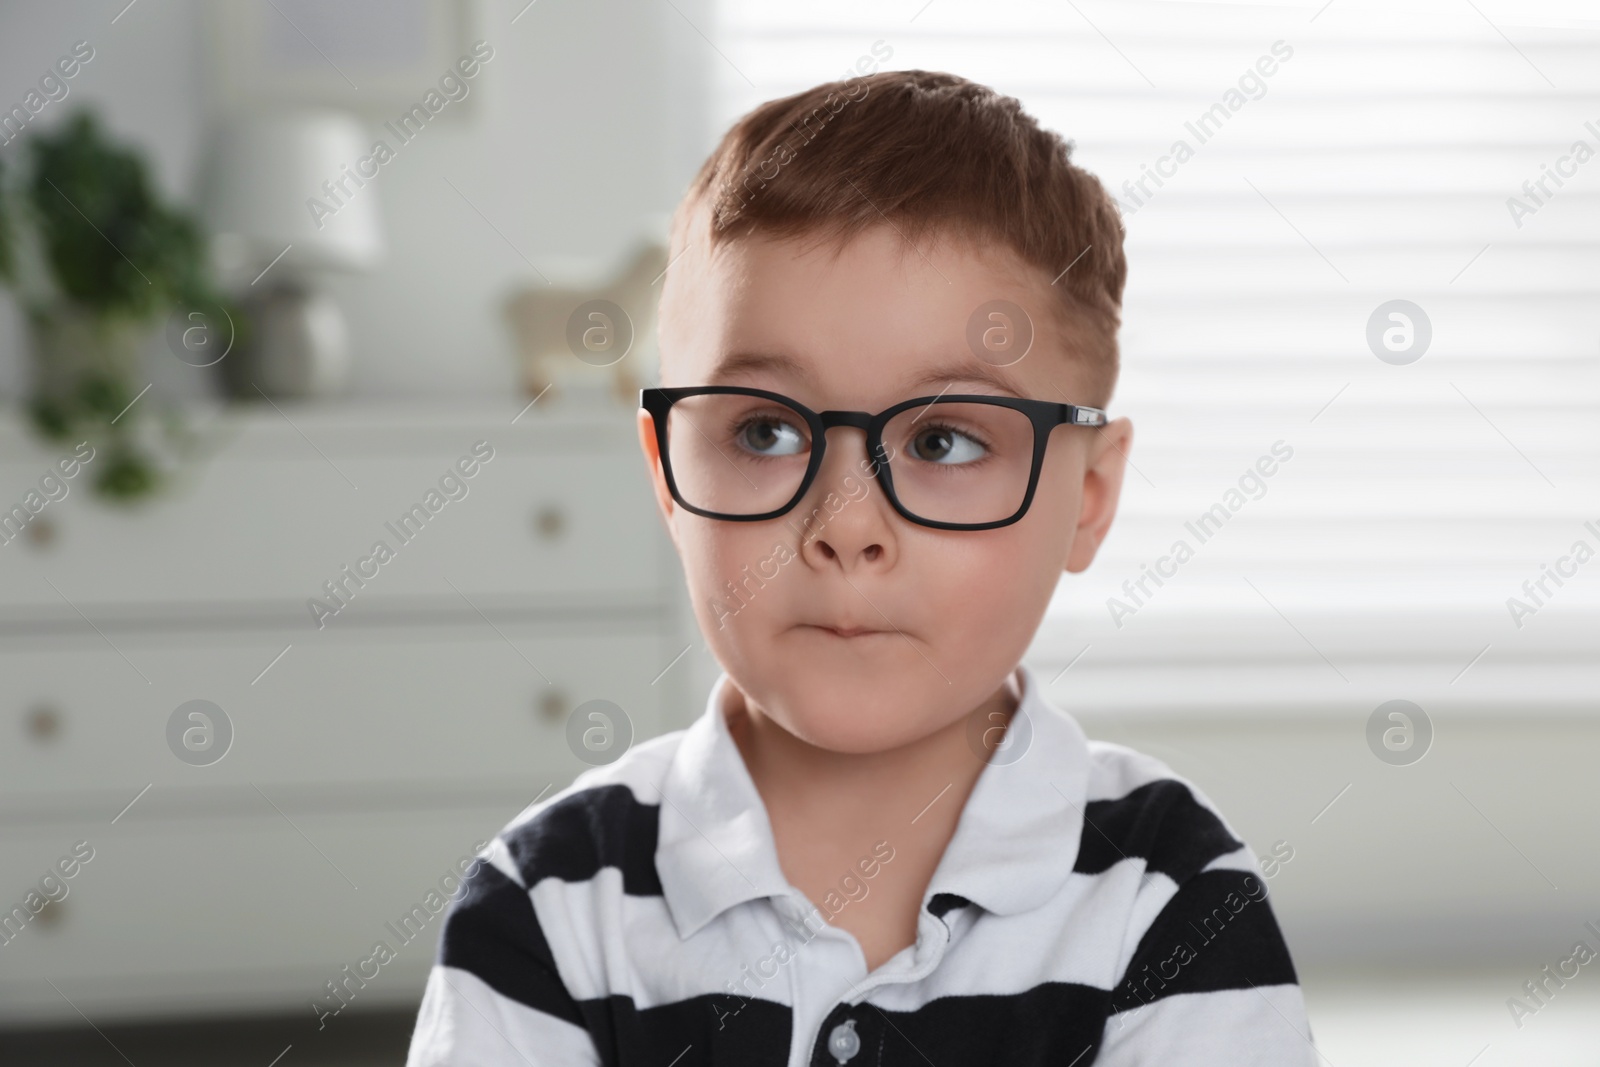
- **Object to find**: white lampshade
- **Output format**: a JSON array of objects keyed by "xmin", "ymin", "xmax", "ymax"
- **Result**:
[{"xmin": 200, "ymin": 109, "xmax": 384, "ymax": 276}]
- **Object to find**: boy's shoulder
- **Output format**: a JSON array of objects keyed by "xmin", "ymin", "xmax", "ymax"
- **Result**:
[
  {"xmin": 1076, "ymin": 736, "xmax": 1255, "ymax": 886},
  {"xmin": 484, "ymin": 725, "xmax": 690, "ymax": 889}
]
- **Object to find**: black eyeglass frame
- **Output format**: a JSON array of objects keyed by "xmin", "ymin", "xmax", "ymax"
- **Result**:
[{"xmin": 639, "ymin": 385, "xmax": 1108, "ymax": 532}]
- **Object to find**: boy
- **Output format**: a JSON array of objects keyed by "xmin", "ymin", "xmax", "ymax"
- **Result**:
[{"xmin": 407, "ymin": 69, "xmax": 1315, "ymax": 1065}]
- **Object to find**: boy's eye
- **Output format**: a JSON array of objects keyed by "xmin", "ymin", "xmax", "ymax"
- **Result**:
[
  {"xmin": 910, "ymin": 425, "xmax": 987, "ymax": 465},
  {"xmin": 735, "ymin": 416, "xmax": 807, "ymax": 457}
]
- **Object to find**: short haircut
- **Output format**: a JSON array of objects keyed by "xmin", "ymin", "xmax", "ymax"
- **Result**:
[{"xmin": 669, "ymin": 69, "xmax": 1129, "ymax": 404}]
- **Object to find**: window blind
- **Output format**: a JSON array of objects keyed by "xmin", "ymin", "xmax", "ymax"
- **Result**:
[{"xmin": 707, "ymin": 0, "xmax": 1600, "ymax": 714}]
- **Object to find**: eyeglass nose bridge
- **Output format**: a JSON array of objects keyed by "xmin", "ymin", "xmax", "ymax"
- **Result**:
[
  {"xmin": 815, "ymin": 410, "xmax": 874, "ymax": 431},
  {"xmin": 812, "ymin": 410, "xmax": 893, "ymax": 470}
]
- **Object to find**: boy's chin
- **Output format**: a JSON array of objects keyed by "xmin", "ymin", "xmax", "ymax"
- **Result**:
[{"xmin": 753, "ymin": 669, "xmax": 947, "ymax": 755}]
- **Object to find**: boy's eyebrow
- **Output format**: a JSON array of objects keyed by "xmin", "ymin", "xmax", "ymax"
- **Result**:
[
  {"xmin": 710, "ymin": 351, "xmax": 1027, "ymax": 399},
  {"xmin": 906, "ymin": 362, "xmax": 1026, "ymax": 398},
  {"xmin": 709, "ymin": 350, "xmax": 812, "ymax": 382}
]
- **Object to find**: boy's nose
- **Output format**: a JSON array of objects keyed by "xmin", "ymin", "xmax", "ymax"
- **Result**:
[{"xmin": 795, "ymin": 426, "xmax": 898, "ymax": 572}]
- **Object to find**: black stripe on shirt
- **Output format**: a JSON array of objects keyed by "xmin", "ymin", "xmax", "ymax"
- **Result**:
[
  {"xmin": 926, "ymin": 892, "xmax": 972, "ymax": 918},
  {"xmin": 502, "ymin": 783, "xmax": 663, "ymax": 895},
  {"xmin": 1075, "ymin": 780, "xmax": 1244, "ymax": 883},
  {"xmin": 1108, "ymin": 867, "xmax": 1299, "ymax": 1014},
  {"xmin": 806, "ymin": 983, "xmax": 1108, "ymax": 1067},
  {"xmin": 437, "ymin": 859, "xmax": 587, "ymax": 1030},
  {"xmin": 579, "ymin": 991, "xmax": 792, "ymax": 1067}
]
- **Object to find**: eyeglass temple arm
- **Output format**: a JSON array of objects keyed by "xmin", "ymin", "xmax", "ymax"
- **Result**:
[{"xmin": 1067, "ymin": 405, "xmax": 1108, "ymax": 427}]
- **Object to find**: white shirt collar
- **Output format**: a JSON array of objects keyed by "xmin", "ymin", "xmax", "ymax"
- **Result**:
[{"xmin": 655, "ymin": 662, "xmax": 1092, "ymax": 941}]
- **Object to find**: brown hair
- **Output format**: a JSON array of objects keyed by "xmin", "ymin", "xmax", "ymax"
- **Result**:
[{"xmin": 669, "ymin": 69, "xmax": 1129, "ymax": 404}]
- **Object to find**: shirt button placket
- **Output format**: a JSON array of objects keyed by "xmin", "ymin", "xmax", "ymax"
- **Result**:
[
  {"xmin": 827, "ymin": 1018, "xmax": 861, "ymax": 1064},
  {"xmin": 812, "ymin": 1005, "xmax": 877, "ymax": 1067}
]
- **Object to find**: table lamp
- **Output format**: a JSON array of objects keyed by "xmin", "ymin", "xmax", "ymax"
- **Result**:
[{"xmin": 200, "ymin": 110, "xmax": 384, "ymax": 399}]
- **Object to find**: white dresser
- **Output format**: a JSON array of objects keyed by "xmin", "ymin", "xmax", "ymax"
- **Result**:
[{"xmin": 0, "ymin": 396, "xmax": 698, "ymax": 1024}]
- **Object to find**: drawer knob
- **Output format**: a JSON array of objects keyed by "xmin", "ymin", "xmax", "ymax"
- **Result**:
[
  {"xmin": 36, "ymin": 899, "xmax": 66, "ymax": 929},
  {"xmin": 538, "ymin": 689, "xmax": 569, "ymax": 721},
  {"xmin": 25, "ymin": 704, "xmax": 62, "ymax": 743},
  {"xmin": 533, "ymin": 504, "xmax": 566, "ymax": 541},
  {"xmin": 27, "ymin": 515, "xmax": 59, "ymax": 548}
]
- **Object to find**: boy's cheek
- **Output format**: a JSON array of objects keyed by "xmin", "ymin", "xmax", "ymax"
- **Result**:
[{"xmin": 680, "ymin": 528, "xmax": 786, "ymax": 619}]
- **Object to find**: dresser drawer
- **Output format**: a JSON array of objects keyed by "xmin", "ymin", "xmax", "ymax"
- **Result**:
[
  {"xmin": 0, "ymin": 622, "xmax": 682, "ymax": 807},
  {"xmin": 0, "ymin": 420, "xmax": 669, "ymax": 616},
  {"xmin": 0, "ymin": 810, "xmax": 519, "ymax": 1022}
]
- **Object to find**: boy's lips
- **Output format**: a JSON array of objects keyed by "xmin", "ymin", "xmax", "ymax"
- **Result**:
[{"xmin": 798, "ymin": 621, "xmax": 893, "ymax": 638}]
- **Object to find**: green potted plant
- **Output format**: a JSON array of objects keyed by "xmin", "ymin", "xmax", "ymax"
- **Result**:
[{"xmin": 0, "ymin": 110, "xmax": 233, "ymax": 502}]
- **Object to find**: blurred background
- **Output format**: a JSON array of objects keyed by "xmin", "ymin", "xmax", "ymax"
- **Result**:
[{"xmin": 1, "ymin": 0, "xmax": 1597, "ymax": 1063}]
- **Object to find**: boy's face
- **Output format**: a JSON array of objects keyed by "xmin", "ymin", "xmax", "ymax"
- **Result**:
[{"xmin": 641, "ymin": 220, "xmax": 1131, "ymax": 756}]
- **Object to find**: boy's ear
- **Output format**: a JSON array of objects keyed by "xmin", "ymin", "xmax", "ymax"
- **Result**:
[
  {"xmin": 1065, "ymin": 416, "xmax": 1132, "ymax": 573},
  {"xmin": 636, "ymin": 408, "xmax": 680, "ymax": 548}
]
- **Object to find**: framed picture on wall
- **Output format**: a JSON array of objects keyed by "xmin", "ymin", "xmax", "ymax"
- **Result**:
[{"xmin": 205, "ymin": 0, "xmax": 484, "ymax": 118}]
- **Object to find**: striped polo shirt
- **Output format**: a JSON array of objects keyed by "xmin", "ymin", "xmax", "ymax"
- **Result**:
[{"xmin": 406, "ymin": 662, "xmax": 1317, "ymax": 1066}]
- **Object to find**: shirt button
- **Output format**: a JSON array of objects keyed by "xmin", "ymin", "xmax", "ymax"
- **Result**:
[{"xmin": 827, "ymin": 1018, "xmax": 861, "ymax": 1064}]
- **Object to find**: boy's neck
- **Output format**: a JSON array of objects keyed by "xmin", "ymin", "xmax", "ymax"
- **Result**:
[{"xmin": 722, "ymin": 671, "xmax": 1022, "ymax": 835}]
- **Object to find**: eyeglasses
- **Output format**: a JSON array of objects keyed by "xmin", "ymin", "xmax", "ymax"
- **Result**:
[{"xmin": 639, "ymin": 385, "xmax": 1108, "ymax": 531}]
